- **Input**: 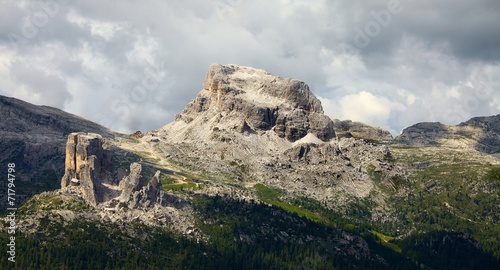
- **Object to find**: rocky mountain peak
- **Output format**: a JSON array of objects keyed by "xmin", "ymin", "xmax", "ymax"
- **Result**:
[
  {"xmin": 167, "ymin": 63, "xmax": 335, "ymax": 142},
  {"xmin": 202, "ymin": 63, "xmax": 324, "ymax": 113},
  {"xmin": 145, "ymin": 65, "xmax": 408, "ymax": 206}
]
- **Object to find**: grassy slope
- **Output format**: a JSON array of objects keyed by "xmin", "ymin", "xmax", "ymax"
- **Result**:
[{"xmin": 389, "ymin": 144, "xmax": 500, "ymax": 258}]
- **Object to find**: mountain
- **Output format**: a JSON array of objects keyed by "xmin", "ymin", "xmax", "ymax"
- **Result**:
[
  {"xmin": 1, "ymin": 64, "xmax": 499, "ymax": 269},
  {"xmin": 0, "ymin": 95, "xmax": 118, "ymax": 207},
  {"xmin": 147, "ymin": 64, "xmax": 407, "ymax": 214},
  {"xmin": 396, "ymin": 115, "xmax": 500, "ymax": 154},
  {"xmin": 166, "ymin": 63, "xmax": 335, "ymax": 142}
]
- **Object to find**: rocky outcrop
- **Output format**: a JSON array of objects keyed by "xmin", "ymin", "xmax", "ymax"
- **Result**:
[
  {"xmin": 61, "ymin": 133, "xmax": 111, "ymax": 206},
  {"xmin": 118, "ymin": 162, "xmax": 143, "ymax": 202},
  {"xmin": 395, "ymin": 122, "xmax": 448, "ymax": 146},
  {"xmin": 129, "ymin": 171, "xmax": 186, "ymax": 209},
  {"xmin": 59, "ymin": 132, "xmax": 185, "ymax": 210},
  {"xmin": 173, "ymin": 64, "xmax": 335, "ymax": 142},
  {"xmin": 130, "ymin": 171, "xmax": 162, "ymax": 208},
  {"xmin": 333, "ymin": 119, "xmax": 393, "ymax": 141},
  {"xmin": 395, "ymin": 115, "xmax": 500, "ymax": 154}
]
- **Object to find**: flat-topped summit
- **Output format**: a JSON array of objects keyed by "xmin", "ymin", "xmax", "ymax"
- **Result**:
[
  {"xmin": 166, "ymin": 63, "xmax": 335, "ymax": 142},
  {"xmin": 202, "ymin": 64, "xmax": 324, "ymax": 113},
  {"xmin": 395, "ymin": 114, "xmax": 500, "ymax": 154}
]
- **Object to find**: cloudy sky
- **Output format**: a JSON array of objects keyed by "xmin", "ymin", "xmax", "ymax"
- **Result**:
[{"xmin": 1, "ymin": 0, "xmax": 499, "ymax": 135}]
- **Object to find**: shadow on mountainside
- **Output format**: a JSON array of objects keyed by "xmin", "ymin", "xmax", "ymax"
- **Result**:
[{"xmin": 459, "ymin": 115, "xmax": 500, "ymax": 154}]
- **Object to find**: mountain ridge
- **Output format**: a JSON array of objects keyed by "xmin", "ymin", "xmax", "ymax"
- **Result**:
[{"xmin": 395, "ymin": 114, "xmax": 500, "ymax": 154}]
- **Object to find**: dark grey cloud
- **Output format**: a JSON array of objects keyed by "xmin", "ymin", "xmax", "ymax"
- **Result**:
[
  {"xmin": 402, "ymin": 0, "xmax": 500, "ymax": 62},
  {"xmin": 332, "ymin": 0, "xmax": 500, "ymax": 69}
]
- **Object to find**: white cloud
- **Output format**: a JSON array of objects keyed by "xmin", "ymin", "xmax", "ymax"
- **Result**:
[
  {"xmin": 320, "ymin": 91, "xmax": 405, "ymax": 134},
  {"xmin": 446, "ymin": 87, "xmax": 461, "ymax": 99},
  {"xmin": 67, "ymin": 11, "xmax": 127, "ymax": 41},
  {"xmin": 396, "ymin": 89, "xmax": 416, "ymax": 105}
]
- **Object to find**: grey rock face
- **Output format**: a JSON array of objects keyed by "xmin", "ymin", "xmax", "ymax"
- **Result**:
[
  {"xmin": 129, "ymin": 171, "xmax": 187, "ymax": 209},
  {"xmin": 396, "ymin": 115, "xmax": 500, "ymax": 154},
  {"xmin": 118, "ymin": 162, "xmax": 143, "ymax": 202},
  {"xmin": 333, "ymin": 119, "xmax": 393, "ymax": 141},
  {"xmin": 395, "ymin": 122, "xmax": 447, "ymax": 146},
  {"xmin": 177, "ymin": 63, "xmax": 335, "ymax": 142},
  {"xmin": 130, "ymin": 171, "xmax": 162, "ymax": 208},
  {"xmin": 61, "ymin": 133, "xmax": 111, "ymax": 206},
  {"xmin": 460, "ymin": 115, "xmax": 500, "ymax": 153},
  {"xmin": 274, "ymin": 108, "xmax": 335, "ymax": 142}
]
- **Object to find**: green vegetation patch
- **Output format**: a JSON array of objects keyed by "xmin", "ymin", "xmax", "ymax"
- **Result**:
[
  {"xmin": 371, "ymin": 230, "xmax": 402, "ymax": 253},
  {"xmin": 19, "ymin": 193, "xmax": 89, "ymax": 214},
  {"xmin": 485, "ymin": 166, "xmax": 500, "ymax": 183},
  {"xmin": 255, "ymin": 184, "xmax": 371, "ymax": 231},
  {"xmin": 162, "ymin": 181, "xmax": 205, "ymax": 192},
  {"xmin": 388, "ymin": 145, "xmax": 500, "ymax": 259},
  {"xmin": 255, "ymin": 184, "xmax": 327, "ymax": 224}
]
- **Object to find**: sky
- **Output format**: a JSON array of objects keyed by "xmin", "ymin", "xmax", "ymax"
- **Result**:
[{"xmin": 0, "ymin": 0, "xmax": 499, "ymax": 135}]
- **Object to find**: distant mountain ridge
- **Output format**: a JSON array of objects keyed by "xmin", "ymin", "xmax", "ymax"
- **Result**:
[
  {"xmin": 1, "ymin": 77, "xmax": 498, "ymax": 204},
  {"xmin": 0, "ymin": 95, "xmax": 115, "ymax": 136},
  {"xmin": 395, "ymin": 114, "xmax": 500, "ymax": 154}
]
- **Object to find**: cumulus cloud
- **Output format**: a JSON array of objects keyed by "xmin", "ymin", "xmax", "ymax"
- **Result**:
[
  {"xmin": 319, "ymin": 91, "xmax": 405, "ymax": 134},
  {"xmin": 0, "ymin": 0, "xmax": 498, "ymax": 134}
]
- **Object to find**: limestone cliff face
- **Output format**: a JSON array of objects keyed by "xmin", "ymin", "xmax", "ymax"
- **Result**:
[
  {"xmin": 61, "ymin": 133, "xmax": 110, "ymax": 206},
  {"xmin": 173, "ymin": 63, "xmax": 335, "ymax": 142},
  {"xmin": 118, "ymin": 163, "xmax": 143, "ymax": 202}
]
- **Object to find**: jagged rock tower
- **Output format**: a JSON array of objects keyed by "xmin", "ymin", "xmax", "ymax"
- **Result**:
[
  {"xmin": 61, "ymin": 132, "xmax": 109, "ymax": 206},
  {"xmin": 61, "ymin": 132, "xmax": 178, "ymax": 208}
]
